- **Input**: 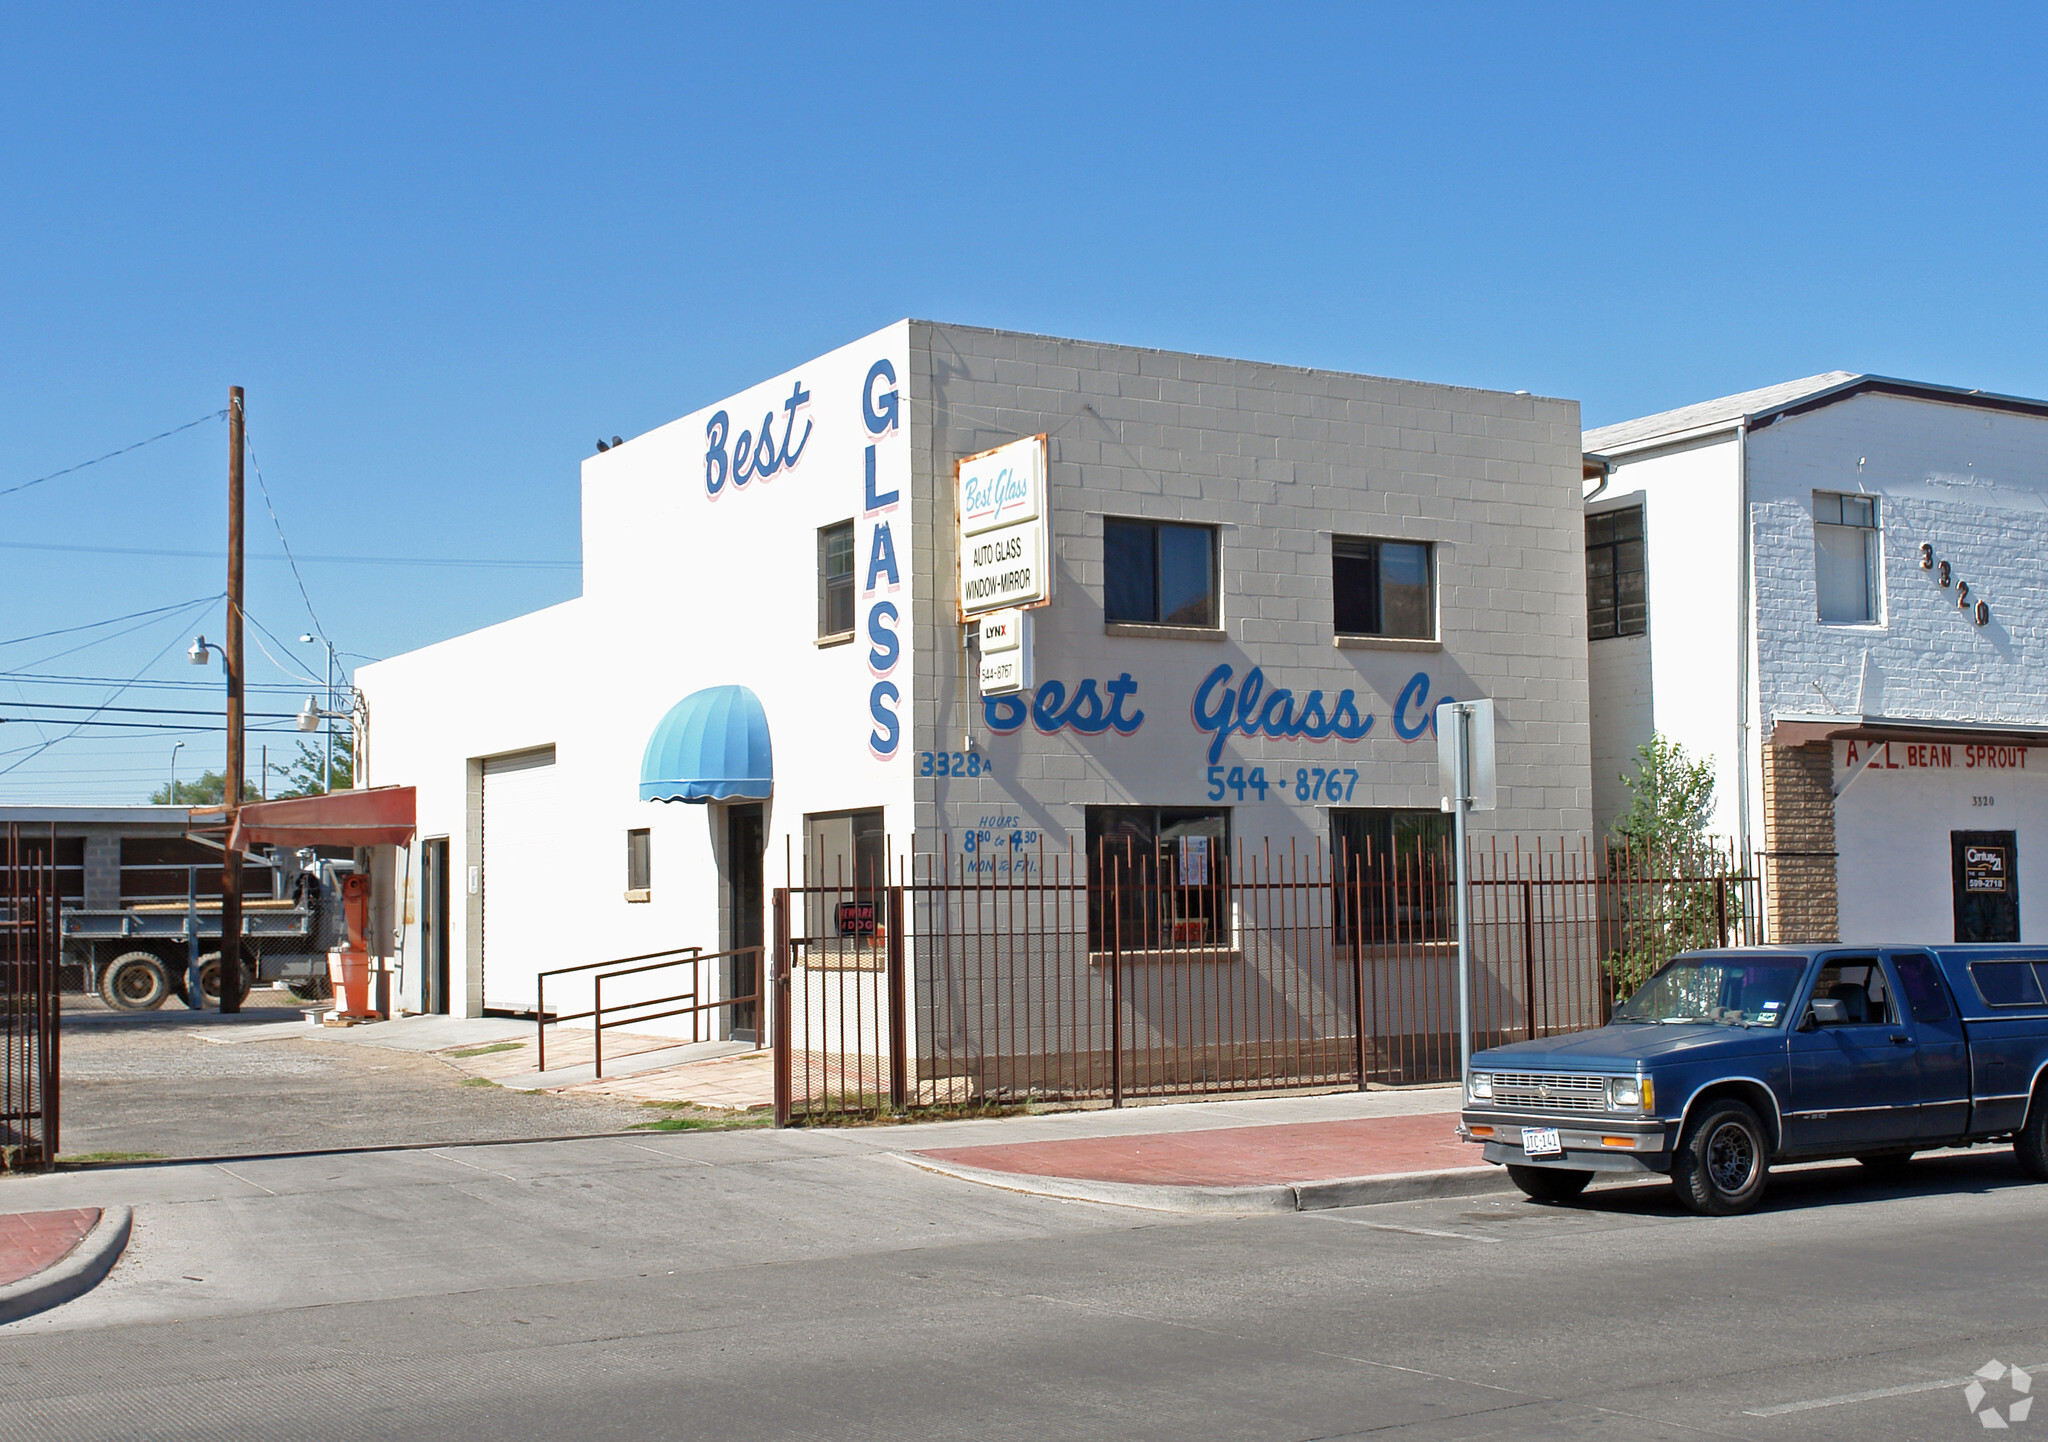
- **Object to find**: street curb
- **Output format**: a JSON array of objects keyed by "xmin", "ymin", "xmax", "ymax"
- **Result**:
[
  {"xmin": 896, "ymin": 1155, "xmax": 1511, "ymax": 1213},
  {"xmin": 0, "ymin": 1206, "xmax": 133, "ymax": 1326}
]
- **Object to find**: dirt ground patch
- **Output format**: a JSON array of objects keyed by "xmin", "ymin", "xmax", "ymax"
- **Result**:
[{"xmin": 47, "ymin": 998, "xmax": 667, "ymax": 1161}]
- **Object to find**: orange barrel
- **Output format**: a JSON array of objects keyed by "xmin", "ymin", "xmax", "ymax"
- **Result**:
[{"xmin": 328, "ymin": 947, "xmax": 372, "ymax": 1016}]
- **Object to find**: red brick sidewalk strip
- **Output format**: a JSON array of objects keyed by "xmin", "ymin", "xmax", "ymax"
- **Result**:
[
  {"xmin": 0, "ymin": 1209, "xmax": 101, "ymax": 1289},
  {"xmin": 912, "ymin": 1114, "xmax": 1476, "ymax": 1189}
]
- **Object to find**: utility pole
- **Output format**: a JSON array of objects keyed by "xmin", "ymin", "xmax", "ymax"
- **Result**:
[{"xmin": 220, "ymin": 385, "xmax": 247, "ymax": 1014}]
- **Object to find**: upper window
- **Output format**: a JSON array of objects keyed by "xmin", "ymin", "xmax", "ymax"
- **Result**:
[
  {"xmin": 1104, "ymin": 519, "xmax": 1217, "ymax": 627},
  {"xmin": 818, "ymin": 520, "xmax": 855, "ymax": 638},
  {"xmin": 1814, "ymin": 492, "xmax": 1880, "ymax": 625},
  {"xmin": 1585, "ymin": 507, "xmax": 1646, "ymax": 640},
  {"xmin": 625, "ymin": 829, "xmax": 651, "ymax": 894},
  {"xmin": 1333, "ymin": 538, "xmax": 1433, "ymax": 639}
]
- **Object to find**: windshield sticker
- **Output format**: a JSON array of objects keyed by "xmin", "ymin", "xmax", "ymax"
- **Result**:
[{"xmin": 1762, "ymin": 1001, "xmax": 1782, "ymax": 1010}]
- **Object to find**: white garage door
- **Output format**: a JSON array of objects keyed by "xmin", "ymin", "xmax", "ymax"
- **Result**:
[{"xmin": 481, "ymin": 746, "xmax": 560, "ymax": 1013}]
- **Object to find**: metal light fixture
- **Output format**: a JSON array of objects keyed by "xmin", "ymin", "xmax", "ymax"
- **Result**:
[
  {"xmin": 296, "ymin": 696, "xmax": 322, "ymax": 733},
  {"xmin": 188, "ymin": 635, "xmax": 213, "ymax": 665}
]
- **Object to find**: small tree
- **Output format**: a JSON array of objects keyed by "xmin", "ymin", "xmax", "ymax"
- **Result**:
[
  {"xmin": 1604, "ymin": 735, "xmax": 1726, "ymax": 1000},
  {"xmin": 151, "ymin": 770, "xmax": 260, "ymax": 805},
  {"xmin": 270, "ymin": 740, "xmax": 354, "ymax": 799}
]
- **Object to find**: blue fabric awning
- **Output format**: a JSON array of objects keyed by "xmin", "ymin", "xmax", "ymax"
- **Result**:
[{"xmin": 639, "ymin": 685, "xmax": 773, "ymax": 803}]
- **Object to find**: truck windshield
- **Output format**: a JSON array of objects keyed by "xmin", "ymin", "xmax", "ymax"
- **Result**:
[{"xmin": 1610, "ymin": 955, "xmax": 1811, "ymax": 1028}]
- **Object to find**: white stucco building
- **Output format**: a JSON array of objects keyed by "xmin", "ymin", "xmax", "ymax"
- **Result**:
[
  {"xmin": 1585, "ymin": 374, "xmax": 2048, "ymax": 945},
  {"xmin": 357, "ymin": 321, "xmax": 1592, "ymax": 1023}
]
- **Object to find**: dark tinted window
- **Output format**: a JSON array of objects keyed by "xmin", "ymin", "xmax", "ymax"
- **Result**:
[
  {"xmin": 1586, "ymin": 506, "xmax": 1646, "ymax": 640},
  {"xmin": 819, "ymin": 521, "xmax": 855, "ymax": 636},
  {"xmin": 1332, "ymin": 537, "xmax": 1433, "ymax": 639},
  {"xmin": 1971, "ymin": 961, "xmax": 2046, "ymax": 1008},
  {"xmin": 1889, "ymin": 953, "xmax": 1953, "ymax": 1023},
  {"xmin": 1104, "ymin": 519, "xmax": 1216, "ymax": 627}
]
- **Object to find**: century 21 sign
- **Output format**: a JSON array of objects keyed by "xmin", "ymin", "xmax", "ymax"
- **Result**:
[{"xmin": 957, "ymin": 435, "xmax": 1049, "ymax": 618}]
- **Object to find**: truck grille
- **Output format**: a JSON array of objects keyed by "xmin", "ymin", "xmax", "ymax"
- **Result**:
[{"xmin": 1489, "ymin": 1071, "xmax": 1608, "ymax": 1113}]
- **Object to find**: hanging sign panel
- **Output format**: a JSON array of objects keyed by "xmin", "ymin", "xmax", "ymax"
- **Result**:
[
  {"xmin": 957, "ymin": 435, "xmax": 1050, "ymax": 617},
  {"xmin": 977, "ymin": 609, "xmax": 1033, "ymax": 695}
]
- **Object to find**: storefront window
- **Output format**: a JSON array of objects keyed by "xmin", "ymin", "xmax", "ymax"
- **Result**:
[
  {"xmin": 1814, "ymin": 492, "xmax": 1880, "ymax": 625},
  {"xmin": 818, "ymin": 520, "xmax": 855, "ymax": 638},
  {"xmin": 1104, "ymin": 519, "xmax": 1217, "ymax": 627},
  {"xmin": 1330, "ymin": 808, "xmax": 1454, "ymax": 944},
  {"xmin": 1085, "ymin": 806, "xmax": 1230, "ymax": 950},
  {"xmin": 801, "ymin": 808, "xmax": 886, "ymax": 944},
  {"xmin": 1584, "ymin": 507, "xmax": 1646, "ymax": 639},
  {"xmin": 1333, "ymin": 538, "xmax": 1433, "ymax": 639}
]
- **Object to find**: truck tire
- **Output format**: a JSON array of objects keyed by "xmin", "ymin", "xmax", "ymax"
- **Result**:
[
  {"xmin": 2017, "ymin": 1093, "xmax": 2048, "ymax": 1181},
  {"xmin": 195, "ymin": 952, "xmax": 257, "ymax": 1009},
  {"xmin": 1671, "ymin": 1098, "xmax": 1770, "ymax": 1216},
  {"xmin": 1506, "ymin": 1165, "xmax": 1592, "ymax": 1204},
  {"xmin": 100, "ymin": 951, "xmax": 171, "ymax": 1011}
]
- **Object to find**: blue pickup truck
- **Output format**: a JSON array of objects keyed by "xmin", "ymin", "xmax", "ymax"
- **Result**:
[{"xmin": 1459, "ymin": 945, "xmax": 2048, "ymax": 1215}]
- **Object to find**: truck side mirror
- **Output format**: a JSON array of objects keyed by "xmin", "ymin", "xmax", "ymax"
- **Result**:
[{"xmin": 1802, "ymin": 998, "xmax": 1848, "ymax": 1029}]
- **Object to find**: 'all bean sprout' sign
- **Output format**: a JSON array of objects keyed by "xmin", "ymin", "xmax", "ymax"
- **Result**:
[{"xmin": 957, "ymin": 435, "xmax": 1049, "ymax": 618}]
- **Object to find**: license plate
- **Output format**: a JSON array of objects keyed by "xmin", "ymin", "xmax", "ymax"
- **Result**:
[{"xmin": 1521, "ymin": 1127, "xmax": 1563, "ymax": 1158}]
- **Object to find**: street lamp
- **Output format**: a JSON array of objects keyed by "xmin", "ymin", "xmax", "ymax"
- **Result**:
[
  {"xmin": 300, "ymin": 634, "xmax": 340, "ymax": 793},
  {"xmin": 188, "ymin": 635, "xmax": 214, "ymax": 666},
  {"xmin": 169, "ymin": 740, "xmax": 184, "ymax": 805}
]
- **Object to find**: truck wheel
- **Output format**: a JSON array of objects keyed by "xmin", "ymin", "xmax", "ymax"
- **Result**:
[
  {"xmin": 196, "ymin": 953, "xmax": 257, "ymax": 1009},
  {"xmin": 100, "ymin": 951, "xmax": 171, "ymax": 1011},
  {"xmin": 1506, "ymin": 1166, "xmax": 1592, "ymax": 1204},
  {"xmin": 1671, "ymin": 1099, "xmax": 1770, "ymax": 1216},
  {"xmin": 2017, "ymin": 1094, "xmax": 2048, "ymax": 1181}
]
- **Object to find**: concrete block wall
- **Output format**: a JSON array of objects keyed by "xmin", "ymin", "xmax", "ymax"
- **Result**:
[
  {"xmin": 1752, "ymin": 392, "xmax": 2048, "ymax": 731},
  {"xmin": 906, "ymin": 322, "xmax": 1593, "ymax": 865}
]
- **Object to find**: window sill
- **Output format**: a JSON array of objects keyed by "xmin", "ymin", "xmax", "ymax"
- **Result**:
[
  {"xmin": 815, "ymin": 631, "xmax": 856, "ymax": 649},
  {"xmin": 1104, "ymin": 622, "xmax": 1228, "ymax": 642},
  {"xmin": 1334, "ymin": 635, "xmax": 1440, "ymax": 652},
  {"xmin": 1089, "ymin": 948, "xmax": 1242, "ymax": 966},
  {"xmin": 623, "ymin": 888, "xmax": 651, "ymax": 904}
]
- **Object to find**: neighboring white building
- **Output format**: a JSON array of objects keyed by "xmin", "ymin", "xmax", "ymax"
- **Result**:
[
  {"xmin": 1585, "ymin": 374, "xmax": 2048, "ymax": 945},
  {"xmin": 358, "ymin": 320, "xmax": 1592, "ymax": 1022}
]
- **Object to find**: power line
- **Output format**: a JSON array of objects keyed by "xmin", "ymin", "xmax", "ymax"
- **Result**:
[
  {"xmin": 0, "ymin": 540, "xmax": 577, "ymax": 569},
  {"xmin": 241, "ymin": 430, "xmax": 328, "ymax": 646},
  {"xmin": 0, "ymin": 595, "xmax": 221, "ymax": 649},
  {"xmin": 0, "ymin": 699, "xmax": 305, "ymax": 719},
  {"xmin": 0, "ymin": 411, "xmax": 226, "ymax": 501},
  {"xmin": 0, "ymin": 671, "xmax": 305, "ymax": 692}
]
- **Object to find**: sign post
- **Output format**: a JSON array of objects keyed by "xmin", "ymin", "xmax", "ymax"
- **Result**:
[{"xmin": 1436, "ymin": 699, "xmax": 1496, "ymax": 1089}]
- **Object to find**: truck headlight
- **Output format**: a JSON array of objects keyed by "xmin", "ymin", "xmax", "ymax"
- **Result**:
[
  {"xmin": 1467, "ymin": 1072, "xmax": 1494, "ymax": 1103},
  {"xmin": 1607, "ymin": 1075, "xmax": 1652, "ymax": 1111}
]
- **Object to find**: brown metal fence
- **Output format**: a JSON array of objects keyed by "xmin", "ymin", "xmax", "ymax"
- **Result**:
[
  {"xmin": 772, "ymin": 835, "xmax": 1760, "ymax": 1124},
  {"xmin": 3, "ymin": 824, "xmax": 61, "ymax": 1169}
]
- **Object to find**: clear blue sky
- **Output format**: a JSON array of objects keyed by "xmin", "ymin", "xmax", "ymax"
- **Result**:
[{"xmin": 4, "ymin": 4, "xmax": 2045, "ymax": 802}]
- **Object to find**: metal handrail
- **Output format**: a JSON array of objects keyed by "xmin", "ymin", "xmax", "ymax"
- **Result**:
[
  {"xmin": 533, "ymin": 944, "xmax": 764, "ymax": 1077},
  {"xmin": 535, "ymin": 944, "xmax": 703, "ymax": 1067},
  {"xmin": 592, "ymin": 945, "xmax": 763, "ymax": 1077}
]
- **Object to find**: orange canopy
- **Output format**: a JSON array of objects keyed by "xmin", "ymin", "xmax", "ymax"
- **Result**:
[{"xmin": 195, "ymin": 787, "xmax": 418, "ymax": 852}]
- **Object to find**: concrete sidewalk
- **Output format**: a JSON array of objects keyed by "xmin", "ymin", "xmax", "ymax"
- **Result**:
[{"xmin": 902, "ymin": 1102, "xmax": 1508, "ymax": 1213}]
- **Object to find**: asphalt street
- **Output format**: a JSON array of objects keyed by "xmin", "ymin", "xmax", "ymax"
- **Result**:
[{"xmin": 1, "ymin": 1115, "xmax": 2044, "ymax": 1441}]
